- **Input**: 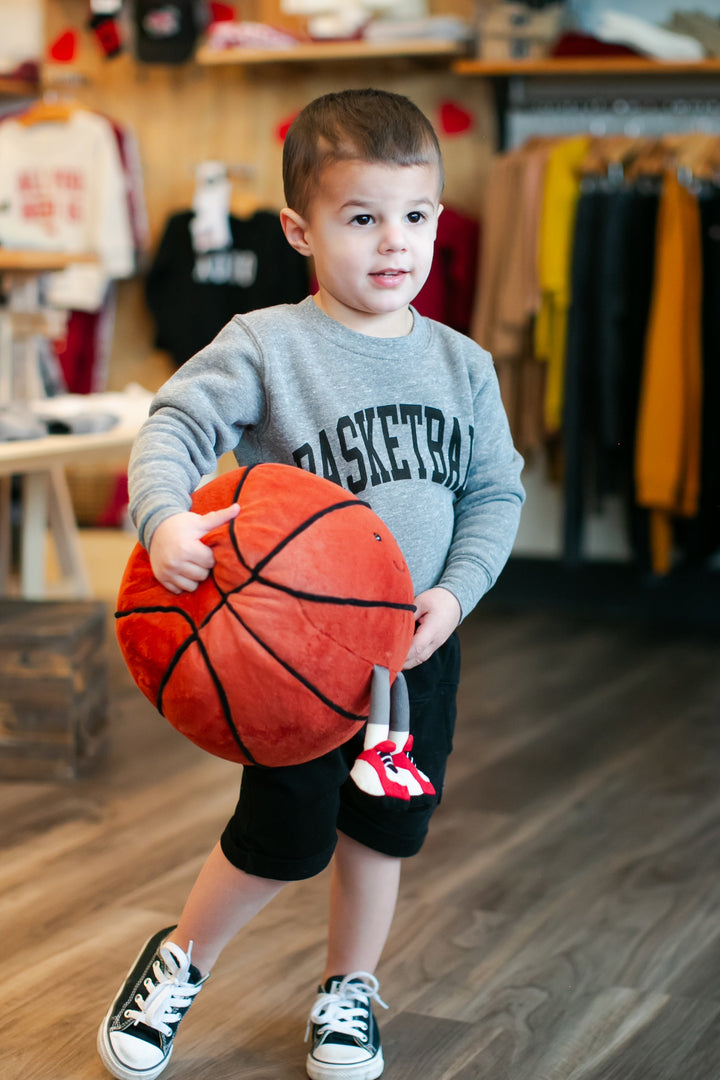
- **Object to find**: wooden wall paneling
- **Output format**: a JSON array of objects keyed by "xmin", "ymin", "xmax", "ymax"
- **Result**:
[{"xmin": 43, "ymin": 0, "xmax": 496, "ymax": 393}]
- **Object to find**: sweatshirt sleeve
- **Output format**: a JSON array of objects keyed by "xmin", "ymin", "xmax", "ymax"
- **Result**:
[
  {"xmin": 437, "ymin": 357, "xmax": 525, "ymax": 619},
  {"xmin": 129, "ymin": 317, "xmax": 266, "ymax": 548}
]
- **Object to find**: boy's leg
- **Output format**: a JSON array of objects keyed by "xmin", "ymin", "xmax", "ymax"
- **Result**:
[
  {"xmin": 306, "ymin": 834, "xmax": 398, "ymax": 1080},
  {"xmin": 173, "ymin": 841, "xmax": 286, "ymax": 975},
  {"xmin": 306, "ymin": 635, "xmax": 461, "ymax": 1079},
  {"xmin": 323, "ymin": 831, "xmax": 401, "ymax": 982},
  {"xmin": 98, "ymin": 844, "xmax": 286, "ymax": 1080},
  {"xmin": 99, "ymin": 748, "xmax": 347, "ymax": 1080}
]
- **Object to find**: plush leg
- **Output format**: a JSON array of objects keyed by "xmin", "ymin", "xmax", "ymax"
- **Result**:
[
  {"xmin": 349, "ymin": 666, "xmax": 410, "ymax": 799},
  {"xmin": 387, "ymin": 673, "xmax": 436, "ymax": 796},
  {"xmin": 322, "ymin": 831, "xmax": 401, "ymax": 981},
  {"xmin": 363, "ymin": 663, "xmax": 391, "ymax": 749},
  {"xmin": 171, "ymin": 841, "xmax": 286, "ymax": 975},
  {"xmin": 386, "ymin": 671, "xmax": 409, "ymax": 750}
]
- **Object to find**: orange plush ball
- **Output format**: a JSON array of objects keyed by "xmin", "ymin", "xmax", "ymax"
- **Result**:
[{"xmin": 115, "ymin": 464, "xmax": 416, "ymax": 766}]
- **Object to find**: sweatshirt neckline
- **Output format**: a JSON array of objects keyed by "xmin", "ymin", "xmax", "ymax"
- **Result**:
[{"xmin": 297, "ymin": 296, "xmax": 429, "ymax": 357}]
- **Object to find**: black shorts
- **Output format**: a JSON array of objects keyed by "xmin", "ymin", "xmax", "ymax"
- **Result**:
[{"xmin": 220, "ymin": 633, "xmax": 461, "ymax": 881}]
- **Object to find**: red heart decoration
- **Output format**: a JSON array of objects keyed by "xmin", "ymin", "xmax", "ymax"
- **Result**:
[
  {"xmin": 48, "ymin": 29, "xmax": 78, "ymax": 64},
  {"xmin": 209, "ymin": 2, "xmax": 236, "ymax": 21},
  {"xmin": 276, "ymin": 111, "xmax": 299, "ymax": 143},
  {"xmin": 438, "ymin": 100, "xmax": 474, "ymax": 136}
]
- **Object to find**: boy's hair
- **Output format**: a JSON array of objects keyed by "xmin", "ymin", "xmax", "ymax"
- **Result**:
[{"xmin": 283, "ymin": 88, "xmax": 444, "ymax": 216}]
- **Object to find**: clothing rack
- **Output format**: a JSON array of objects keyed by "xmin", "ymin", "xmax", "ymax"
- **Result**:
[
  {"xmin": 504, "ymin": 75, "xmax": 720, "ymax": 147},
  {"xmin": 477, "ymin": 131, "xmax": 720, "ymax": 578}
]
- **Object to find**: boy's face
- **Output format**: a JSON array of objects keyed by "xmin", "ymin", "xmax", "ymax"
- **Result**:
[{"xmin": 281, "ymin": 158, "xmax": 443, "ymax": 337}]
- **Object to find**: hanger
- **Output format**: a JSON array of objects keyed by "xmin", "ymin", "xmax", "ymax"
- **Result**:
[
  {"xmin": 17, "ymin": 94, "xmax": 79, "ymax": 127},
  {"xmin": 16, "ymin": 69, "xmax": 91, "ymax": 128},
  {"xmin": 622, "ymin": 138, "xmax": 673, "ymax": 182},
  {"xmin": 665, "ymin": 133, "xmax": 720, "ymax": 181},
  {"xmin": 704, "ymin": 139, "xmax": 720, "ymax": 184},
  {"xmin": 192, "ymin": 161, "xmax": 263, "ymax": 221},
  {"xmin": 520, "ymin": 134, "xmax": 563, "ymax": 153},
  {"xmin": 577, "ymin": 135, "xmax": 651, "ymax": 179}
]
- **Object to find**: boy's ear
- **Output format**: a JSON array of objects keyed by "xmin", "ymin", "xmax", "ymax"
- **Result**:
[
  {"xmin": 280, "ymin": 207, "xmax": 312, "ymax": 256},
  {"xmin": 431, "ymin": 203, "xmax": 444, "ymax": 241}
]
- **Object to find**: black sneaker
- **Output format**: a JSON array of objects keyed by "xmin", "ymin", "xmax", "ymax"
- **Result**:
[
  {"xmin": 305, "ymin": 972, "xmax": 387, "ymax": 1080},
  {"xmin": 97, "ymin": 926, "xmax": 207, "ymax": 1080}
]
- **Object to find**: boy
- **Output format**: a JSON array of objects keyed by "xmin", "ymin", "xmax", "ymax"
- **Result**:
[{"xmin": 98, "ymin": 88, "xmax": 524, "ymax": 1080}]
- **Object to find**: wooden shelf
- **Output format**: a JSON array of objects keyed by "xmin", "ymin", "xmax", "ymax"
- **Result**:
[
  {"xmin": 197, "ymin": 38, "xmax": 467, "ymax": 66},
  {"xmin": 0, "ymin": 250, "xmax": 96, "ymax": 273},
  {"xmin": 454, "ymin": 57, "xmax": 720, "ymax": 77},
  {"xmin": 0, "ymin": 77, "xmax": 39, "ymax": 98}
]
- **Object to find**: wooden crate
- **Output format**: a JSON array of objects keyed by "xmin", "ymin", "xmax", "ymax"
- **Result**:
[{"xmin": 0, "ymin": 600, "xmax": 108, "ymax": 780}]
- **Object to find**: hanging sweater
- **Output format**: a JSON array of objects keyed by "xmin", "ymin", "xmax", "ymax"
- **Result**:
[
  {"xmin": 535, "ymin": 134, "xmax": 591, "ymax": 434},
  {"xmin": 0, "ymin": 109, "xmax": 135, "ymax": 311},
  {"xmin": 634, "ymin": 170, "xmax": 703, "ymax": 574},
  {"xmin": 145, "ymin": 209, "xmax": 309, "ymax": 366},
  {"xmin": 129, "ymin": 298, "xmax": 525, "ymax": 620}
]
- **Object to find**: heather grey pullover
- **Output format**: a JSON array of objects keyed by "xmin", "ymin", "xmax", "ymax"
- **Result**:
[{"xmin": 129, "ymin": 298, "xmax": 525, "ymax": 619}]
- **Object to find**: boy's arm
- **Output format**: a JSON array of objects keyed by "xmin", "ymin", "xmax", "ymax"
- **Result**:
[
  {"xmin": 436, "ymin": 357, "xmax": 525, "ymax": 622},
  {"xmin": 129, "ymin": 318, "xmax": 266, "ymax": 550}
]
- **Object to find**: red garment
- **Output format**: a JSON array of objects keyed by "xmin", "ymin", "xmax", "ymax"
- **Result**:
[
  {"xmin": 551, "ymin": 32, "xmax": 643, "ymax": 58},
  {"xmin": 53, "ymin": 310, "xmax": 100, "ymax": 394},
  {"xmin": 53, "ymin": 289, "xmax": 116, "ymax": 394},
  {"xmin": 413, "ymin": 205, "xmax": 480, "ymax": 335}
]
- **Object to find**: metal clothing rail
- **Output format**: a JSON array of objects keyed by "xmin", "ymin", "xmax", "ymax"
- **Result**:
[{"xmin": 504, "ymin": 73, "xmax": 720, "ymax": 148}]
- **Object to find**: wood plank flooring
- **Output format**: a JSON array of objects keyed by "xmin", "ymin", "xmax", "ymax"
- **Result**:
[{"xmin": 1, "ymin": 541, "xmax": 720, "ymax": 1079}]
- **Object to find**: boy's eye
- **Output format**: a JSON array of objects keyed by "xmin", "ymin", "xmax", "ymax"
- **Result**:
[
  {"xmin": 407, "ymin": 210, "xmax": 426, "ymax": 224},
  {"xmin": 351, "ymin": 214, "xmax": 374, "ymax": 226}
]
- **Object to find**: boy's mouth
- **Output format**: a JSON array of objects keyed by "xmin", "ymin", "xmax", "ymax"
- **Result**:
[{"xmin": 370, "ymin": 269, "xmax": 408, "ymax": 285}]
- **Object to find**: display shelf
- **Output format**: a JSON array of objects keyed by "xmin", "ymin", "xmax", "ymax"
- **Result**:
[
  {"xmin": 454, "ymin": 57, "xmax": 720, "ymax": 77},
  {"xmin": 0, "ymin": 250, "xmax": 96, "ymax": 272},
  {"xmin": 197, "ymin": 37, "xmax": 468, "ymax": 66},
  {"xmin": 0, "ymin": 76, "xmax": 39, "ymax": 98}
]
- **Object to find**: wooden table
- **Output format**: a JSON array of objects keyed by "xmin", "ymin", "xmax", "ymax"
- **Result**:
[
  {"xmin": 0, "ymin": 253, "xmax": 146, "ymax": 599},
  {"xmin": 0, "ymin": 416, "xmax": 142, "ymax": 600}
]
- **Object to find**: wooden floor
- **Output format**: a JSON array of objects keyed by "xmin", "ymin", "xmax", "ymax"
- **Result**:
[{"xmin": 2, "ymin": 537, "xmax": 720, "ymax": 1079}]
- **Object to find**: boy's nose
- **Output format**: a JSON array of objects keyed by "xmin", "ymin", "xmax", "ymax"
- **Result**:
[{"xmin": 378, "ymin": 225, "xmax": 407, "ymax": 253}]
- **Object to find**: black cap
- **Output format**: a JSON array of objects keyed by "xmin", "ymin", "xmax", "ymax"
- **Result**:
[{"xmin": 133, "ymin": 1, "xmax": 208, "ymax": 64}]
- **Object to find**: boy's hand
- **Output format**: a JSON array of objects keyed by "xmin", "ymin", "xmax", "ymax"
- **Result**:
[
  {"xmin": 148, "ymin": 503, "xmax": 240, "ymax": 594},
  {"xmin": 403, "ymin": 587, "xmax": 461, "ymax": 670}
]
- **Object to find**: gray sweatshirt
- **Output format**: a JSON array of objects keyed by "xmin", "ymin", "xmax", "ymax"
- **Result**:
[{"xmin": 129, "ymin": 297, "xmax": 525, "ymax": 619}]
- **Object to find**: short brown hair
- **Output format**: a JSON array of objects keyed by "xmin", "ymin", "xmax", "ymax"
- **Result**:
[{"xmin": 283, "ymin": 88, "xmax": 444, "ymax": 216}]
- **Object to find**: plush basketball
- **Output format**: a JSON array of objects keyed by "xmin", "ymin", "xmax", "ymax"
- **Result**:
[{"xmin": 115, "ymin": 463, "xmax": 416, "ymax": 767}]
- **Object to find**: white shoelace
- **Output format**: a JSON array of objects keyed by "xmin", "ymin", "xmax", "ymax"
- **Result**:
[
  {"xmin": 124, "ymin": 940, "xmax": 203, "ymax": 1037},
  {"xmin": 306, "ymin": 972, "xmax": 388, "ymax": 1043}
]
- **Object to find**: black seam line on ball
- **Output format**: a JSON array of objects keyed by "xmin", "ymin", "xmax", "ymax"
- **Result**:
[{"xmin": 224, "ymin": 602, "xmax": 368, "ymax": 723}]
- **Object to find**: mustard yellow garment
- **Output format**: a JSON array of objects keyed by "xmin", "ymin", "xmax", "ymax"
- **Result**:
[
  {"xmin": 535, "ymin": 135, "xmax": 591, "ymax": 434},
  {"xmin": 634, "ymin": 170, "xmax": 703, "ymax": 574}
]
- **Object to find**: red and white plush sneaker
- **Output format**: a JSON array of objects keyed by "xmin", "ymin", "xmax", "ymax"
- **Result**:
[
  {"xmin": 349, "ymin": 741, "xmax": 411, "ymax": 800},
  {"xmin": 389, "ymin": 735, "xmax": 436, "ymax": 796}
]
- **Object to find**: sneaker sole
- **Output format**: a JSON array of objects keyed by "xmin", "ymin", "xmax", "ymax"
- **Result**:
[
  {"xmin": 305, "ymin": 1049, "xmax": 384, "ymax": 1080},
  {"xmin": 97, "ymin": 1021, "xmax": 173, "ymax": 1080}
]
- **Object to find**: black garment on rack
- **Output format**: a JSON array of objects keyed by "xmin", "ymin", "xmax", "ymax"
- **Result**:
[
  {"xmin": 145, "ymin": 210, "xmax": 309, "ymax": 367},
  {"xmin": 680, "ymin": 188, "xmax": 720, "ymax": 564},
  {"xmin": 562, "ymin": 187, "xmax": 603, "ymax": 567},
  {"xmin": 563, "ymin": 183, "xmax": 659, "ymax": 567}
]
